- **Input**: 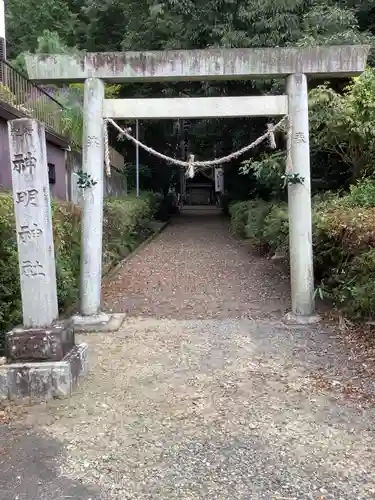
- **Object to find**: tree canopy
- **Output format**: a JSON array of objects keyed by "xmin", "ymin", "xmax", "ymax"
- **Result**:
[
  {"xmin": 5, "ymin": 0, "xmax": 375, "ymax": 196},
  {"xmin": 7, "ymin": 0, "xmax": 373, "ymax": 55}
]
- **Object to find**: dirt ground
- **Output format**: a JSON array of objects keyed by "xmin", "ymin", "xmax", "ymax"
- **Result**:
[{"xmin": 1, "ymin": 207, "xmax": 375, "ymax": 499}]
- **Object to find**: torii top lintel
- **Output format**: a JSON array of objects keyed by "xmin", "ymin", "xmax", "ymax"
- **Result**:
[{"xmin": 25, "ymin": 46, "xmax": 370, "ymax": 83}]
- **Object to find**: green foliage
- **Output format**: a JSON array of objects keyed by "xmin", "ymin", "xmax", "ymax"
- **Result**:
[
  {"xmin": 52, "ymin": 201, "xmax": 82, "ymax": 309},
  {"xmin": 241, "ymin": 152, "xmax": 305, "ymax": 194},
  {"xmin": 347, "ymin": 178, "xmax": 375, "ymax": 207},
  {"xmin": 125, "ymin": 164, "xmax": 153, "ymax": 192},
  {"xmin": 281, "ymin": 173, "xmax": 305, "ymax": 187},
  {"xmin": 261, "ymin": 204, "xmax": 289, "ymax": 252},
  {"xmin": 58, "ymin": 81, "xmax": 121, "ymax": 146},
  {"xmin": 229, "ymin": 201, "xmax": 253, "ymax": 238},
  {"xmin": 0, "ymin": 84, "xmax": 17, "ymax": 105},
  {"xmin": 6, "ymin": 0, "xmax": 76, "ymax": 58},
  {"xmin": 309, "ymin": 68, "xmax": 375, "ymax": 181},
  {"xmin": 102, "ymin": 195, "xmax": 155, "ymax": 264},
  {"xmin": 13, "ymin": 30, "xmax": 121, "ymax": 145},
  {"xmin": 244, "ymin": 200, "xmax": 273, "ymax": 241},
  {"xmin": 0, "ymin": 193, "xmax": 160, "ymax": 350},
  {"xmin": 241, "ymin": 152, "xmax": 286, "ymax": 197},
  {"xmin": 229, "ymin": 177, "xmax": 375, "ymax": 318},
  {"xmin": 296, "ymin": 3, "xmax": 372, "ymax": 46},
  {"xmin": 230, "ymin": 199, "xmax": 288, "ymax": 251},
  {"xmin": 240, "ymin": 68, "xmax": 375, "ymax": 200},
  {"xmin": 8, "ymin": 0, "xmax": 375, "ymax": 192},
  {"xmin": 142, "ymin": 191, "xmax": 164, "ymax": 217},
  {"xmin": 120, "ymin": 0, "xmax": 373, "ymax": 52},
  {"xmin": 0, "ymin": 193, "xmax": 21, "ymax": 343},
  {"xmin": 75, "ymin": 170, "xmax": 98, "ymax": 189},
  {"xmin": 333, "ymin": 250, "xmax": 375, "ymax": 318}
]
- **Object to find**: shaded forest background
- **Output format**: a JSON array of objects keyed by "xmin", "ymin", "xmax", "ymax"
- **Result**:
[{"xmin": 5, "ymin": 0, "xmax": 375, "ymax": 198}]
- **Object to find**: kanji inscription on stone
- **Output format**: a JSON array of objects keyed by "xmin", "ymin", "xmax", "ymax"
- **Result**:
[
  {"xmin": 21, "ymin": 260, "xmax": 46, "ymax": 277},
  {"xmin": 8, "ymin": 118, "xmax": 58, "ymax": 328},
  {"xmin": 10, "ymin": 121, "xmax": 33, "ymax": 139},
  {"xmin": 87, "ymin": 135, "xmax": 101, "ymax": 147},
  {"xmin": 12, "ymin": 152, "xmax": 37, "ymax": 174},
  {"xmin": 293, "ymin": 132, "xmax": 307, "ymax": 144},
  {"xmin": 18, "ymin": 222, "xmax": 43, "ymax": 244},
  {"xmin": 15, "ymin": 188, "xmax": 39, "ymax": 207}
]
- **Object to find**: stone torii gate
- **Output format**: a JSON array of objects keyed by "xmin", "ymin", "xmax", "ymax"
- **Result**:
[{"xmin": 25, "ymin": 45, "xmax": 369, "ymax": 327}]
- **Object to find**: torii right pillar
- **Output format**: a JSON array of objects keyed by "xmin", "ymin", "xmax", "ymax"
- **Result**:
[{"xmin": 285, "ymin": 73, "xmax": 319, "ymax": 324}]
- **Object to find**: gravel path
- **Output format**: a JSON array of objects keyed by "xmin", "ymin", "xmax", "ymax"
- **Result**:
[
  {"xmin": 1, "ymin": 207, "xmax": 375, "ymax": 499},
  {"xmin": 102, "ymin": 207, "xmax": 291, "ymax": 319}
]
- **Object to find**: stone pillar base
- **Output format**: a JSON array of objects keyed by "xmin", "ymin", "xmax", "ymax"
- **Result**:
[
  {"xmin": 270, "ymin": 251, "xmax": 288, "ymax": 261},
  {"xmin": 283, "ymin": 312, "xmax": 321, "ymax": 325},
  {"xmin": 5, "ymin": 319, "xmax": 74, "ymax": 363},
  {"xmin": 0, "ymin": 343, "xmax": 88, "ymax": 400},
  {"xmin": 72, "ymin": 312, "xmax": 125, "ymax": 333}
]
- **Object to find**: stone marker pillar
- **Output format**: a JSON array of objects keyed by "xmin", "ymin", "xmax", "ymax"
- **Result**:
[
  {"xmin": 285, "ymin": 74, "xmax": 318, "ymax": 323},
  {"xmin": 8, "ymin": 118, "xmax": 58, "ymax": 327},
  {"xmin": 0, "ymin": 118, "xmax": 88, "ymax": 400},
  {"xmin": 80, "ymin": 77, "xmax": 105, "ymax": 318}
]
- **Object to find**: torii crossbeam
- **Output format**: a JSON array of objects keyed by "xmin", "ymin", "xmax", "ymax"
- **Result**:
[{"xmin": 25, "ymin": 46, "xmax": 368, "ymax": 82}]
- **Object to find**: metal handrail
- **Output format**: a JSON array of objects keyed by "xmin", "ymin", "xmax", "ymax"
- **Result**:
[
  {"xmin": 0, "ymin": 59, "xmax": 65, "ymax": 136},
  {"xmin": 1, "ymin": 59, "xmax": 65, "ymax": 108}
]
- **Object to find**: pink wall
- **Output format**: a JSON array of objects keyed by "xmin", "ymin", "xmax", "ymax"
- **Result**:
[
  {"xmin": 0, "ymin": 117, "xmax": 67, "ymax": 199},
  {"xmin": 46, "ymin": 143, "xmax": 67, "ymax": 200}
]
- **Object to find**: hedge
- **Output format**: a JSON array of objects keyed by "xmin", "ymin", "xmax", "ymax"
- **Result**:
[
  {"xmin": 0, "ymin": 191, "xmax": 163, "ymax": 349},
  {"xmin": 228, "ymin": 179, "xmax": 375, "ymax": 319}
]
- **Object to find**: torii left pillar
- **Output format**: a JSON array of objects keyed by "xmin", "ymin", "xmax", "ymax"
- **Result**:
[{"xmin": 73, "ymin": 78, "xmax": 125, "ymax": 332}]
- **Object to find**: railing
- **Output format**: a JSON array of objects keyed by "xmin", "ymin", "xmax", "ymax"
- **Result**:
[{"xmin": 0, "ymin": 60, "xmax": 65, "ymax": 136}]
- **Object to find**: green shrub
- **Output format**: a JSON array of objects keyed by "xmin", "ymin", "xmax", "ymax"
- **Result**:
[
  {"xmin": 244, "ymin": 200, "xmax": 273, "ymax": 241},
  {"xmin": 347, "ymin": 178, "xmax": 375, "ymax": 207},
  {"xmin": 228, "ymin": 178, "xmax": 375, "ymax": 318},
  {"xmin": 102, "ymin": 195, "xmax": 155, "ymax": 267},
  {"xmin": 314, "ymin": 205, "xmax": 375, "ymax": 254},
  {"xmin": 332, "ymin": 250, "xmax": 375, "ymax": 319},
  {"xmin": 54, "ymin": 202, "xmax": 81, "ymax": 310},
  {"xmin": 229, "ymin": 201, "xmax": 253, "ymax": 237},
  {"xmin": 140, "ymin": 191, "xmax": 163, "ymax": 218},
  {"xmin": 0, "ymin": 192, "xmax": 159, "ymax": 350},
  {"xmin": 312, "ymin": 213, "xmax": 346, "ymax": 281},
  {"xmin": 311, "ymin": 203, "xmax": 375, "ymax": 317},
  {"xmin": 261, "ymin": 203, "xmax": 289, "ymax": 252},
  {"xmin": 0, "ymin": 193, "xmax": 21, "ymax": 345},
  {"xmin": 230, "ymin": 199, "xmax": 288, "ymax": 252}
]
